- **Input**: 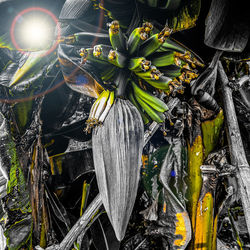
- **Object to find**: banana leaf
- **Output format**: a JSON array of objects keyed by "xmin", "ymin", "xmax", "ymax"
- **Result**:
[
  {"xmin": 139, "ymin": 0, "xmax": 200, "ymax": 31},
  {"xmin": 0, "ymin": 225, "xmax": 6, "ymax": 250},
  {"xmin": 159, "ymin": 145, "xmax": 191, "ymax": 249},
  {"xmin": 59, "ymin": 0, "xmax": 96, "ymax": 20},
  {"xmin": 102, "ymin": 0, "xmax": 136, "ymax": 28},
  {"xmin": 142, "ymin": 137, "xmax": 192, "ymax": 249},
  {"xmin": 205, "ymin": 0, "xmax": 250, "ymax": 52},
  {"xmin": 0, "ymin": 33, "xmax": 14, "ymax": 50},
  {"xmin": 201, "ymin": 109, "xmax": 224, "ymax": 158},
  {"xmin": 40, "ymin": 78, "xmax": 81, "ymax": 132},
  {"xmin": 58, "ymin": 44, "xmax": 107, "ymax": 98},
  {"xmin": 165, "ymin": 0, "xmax": 201, "ymax": 31},
  {"xmin": 0, "ymin": 112, "xmax": 32, "ymax": 249},
  {"xmin": 191, "ymin": 50, "xmax": 223, "ymax": 97},
  {"xmin": 0, "ymin": 50, "xmax": 59, "ymax": 133},
  {"xmin": 48, "ymin": 149, "xmax": 94, "ymax": 189}
]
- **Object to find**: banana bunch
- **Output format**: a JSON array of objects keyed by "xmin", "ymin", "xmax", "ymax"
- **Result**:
[
  {"xmin": 79, "ymin": 20, "xmax": 203, "ymax": 128},
  {"xmin": 86, "ymin": 89, "xmax": 115, "ymax": 132}
]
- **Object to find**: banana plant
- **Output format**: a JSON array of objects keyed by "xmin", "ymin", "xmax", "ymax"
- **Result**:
[{"xmin": 6, "ymin": 0, "xmax": 250, "ymax": 249}]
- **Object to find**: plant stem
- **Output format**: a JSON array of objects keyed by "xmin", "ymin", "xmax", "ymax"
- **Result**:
[{"xmin": 218, "ymin": 61, "xmax": 250, "ymax": 238}]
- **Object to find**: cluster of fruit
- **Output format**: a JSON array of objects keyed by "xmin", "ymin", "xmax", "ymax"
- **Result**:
[{"xmin": 79, "ymin": 20, "xmax": 203, "ymax": 128}]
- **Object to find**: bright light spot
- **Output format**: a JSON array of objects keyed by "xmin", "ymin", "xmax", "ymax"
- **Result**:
[{"xmin": 18, "ymin": 17, "xmax": 54, "ymax": 49}]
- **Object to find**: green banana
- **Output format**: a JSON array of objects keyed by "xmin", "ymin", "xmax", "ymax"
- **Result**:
[
  {"xmin": 139, "ymin": 27, "xmax": 172, "ymax": 57},
  {"xmin": 134, "ymin": 94, "xmax": 165, "ymax": 123},
  {"xmin": 175, "ymin": 51, "xmax": 204, "ymax": 68},
  {"xmin": 128, "ymin": 90, "xmax": 150, "ymax": 124},
  {"xmin": 144, "ymin": 75, "xmax": 172, "ymax": 90},
  {"xmin": 93, "ymin": 45, "xmax": 113, "ymax": 63},
  {"xmin": 142, "ymin": 22, "xmax": 153, "ymax": 36},
  {"xmin": 148, "ymin": 51, "xmax": 176, "ymax": 67},
  {"xmin": 128, "ymin": 57, "xmax": 151, "ymax": 72},
  {"xmin": 80, "ymin": 48, "xmax": 110, "ymax": 66},
  {"xmin": 127, "ymin": 27, "xmax": 148, "ymax": 55},
  {"xmin": 157, "ymin": 38, "xmax": 186, "ymax": 53},
  {"xmin": 109, "ymin": 20, "xmax": 126, "ymax": 52},
  {"xmin": 135, "ymin": 66, "xmax": 162, "ymax": 80},
  {"xmin": 160, "ymin": 65, "xmax": 182, "ymax": 78},
  {"xmin": 108, "ymin": 50, "xmax": 127, "ymax": 68},
  {"xmin": 130, "ymin": 80, "xmax": 168, "ymax": 112},
  {"xmin": 134, "ymin": 66, "xmax": 172, "ymax": 90}
]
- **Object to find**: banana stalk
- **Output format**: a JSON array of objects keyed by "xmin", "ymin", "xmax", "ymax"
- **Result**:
[{"xmin": 218, "ymin": 62, "xmax": 250, "ymax": 237}]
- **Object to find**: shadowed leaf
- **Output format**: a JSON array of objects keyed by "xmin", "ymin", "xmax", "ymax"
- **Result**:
[
  {"xmin": 90, "ymin": 213, "xmax": 120, "ymax": 250},
  {"xmin": 205, "ymin": 0, "xmax": 250, "ymax": 52}
]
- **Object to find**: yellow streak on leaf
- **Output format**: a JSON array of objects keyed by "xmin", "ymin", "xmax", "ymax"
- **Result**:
[
  {"xmin": 194, "ymin": 192, "xmax": 214, "ymax": 249},
  {"xmin": 174, "ymin": 212, "xmax": 188, "ymax": 248},
  {"xmin": 187, "ymin": 135, "xmax": 203, "ymax": 231}
]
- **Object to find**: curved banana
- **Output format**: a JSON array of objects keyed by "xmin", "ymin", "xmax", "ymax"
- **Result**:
[
  {"xmin": 135, "ymin": 66, "xmax": 163, "ymax": 80},
  {"xmin": 80, "ymin": 48, "xmax": 110, "ymax": 66},
  {"xmin": 128, "ymin": 57, "xmax": 151, "ymax": 72},
  {"xmin": 86, "ymin": 90, "xmax": 107, "ymax": 131},
  {"xmin": 139, "ymin": 27, "xmax": 172, "ymax": 57},
  {"xmin": 130, "ymin": 80, "xmax": 168, "ymax": 112},
  {"xmin": 157, "ymin": 38, "xmax": 186, "ymax": 54},
  {"xmin": 93, "ymin": 45, "xmax": 113, "ymax": 63},
  {"xmin": 148, "ymin": 51, "xmax": 176, "ymax": 67},
  {"xmin": 134, "ymin": 94, "xmax": 165, "ymax": 123},
  {"xmin": 128, "ymin": 90, "xmax": 150, "ymax": 124},
  {"xmin": 128, "ymin": 26, "xmax": 148, "ymax": 55},
  {"xmin": 93, "ymin": 90, "xmax": 110, "ymax": 120},
  {"xmin": 108, "ymin": 50, "xmax": 127, "ymax": 68},
  {"xmin": 161, "ymin": 65, "xmax": 182, "ymax": 78},
  {"xmin": 99, "ymin": 91, "xmax": 115, "ymax": 123},
  {"xmin": 109, "ymin": 20, "xmax": 126, "ymax": 52},
  {"xmin": 144, "ymin": 75, "xmax": 172, "ymax": 90}
]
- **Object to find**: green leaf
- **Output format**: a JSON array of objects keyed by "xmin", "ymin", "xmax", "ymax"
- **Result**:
[{"xmin": 165, "ymin": 0, "xmax": 201, "ymax": 32}]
